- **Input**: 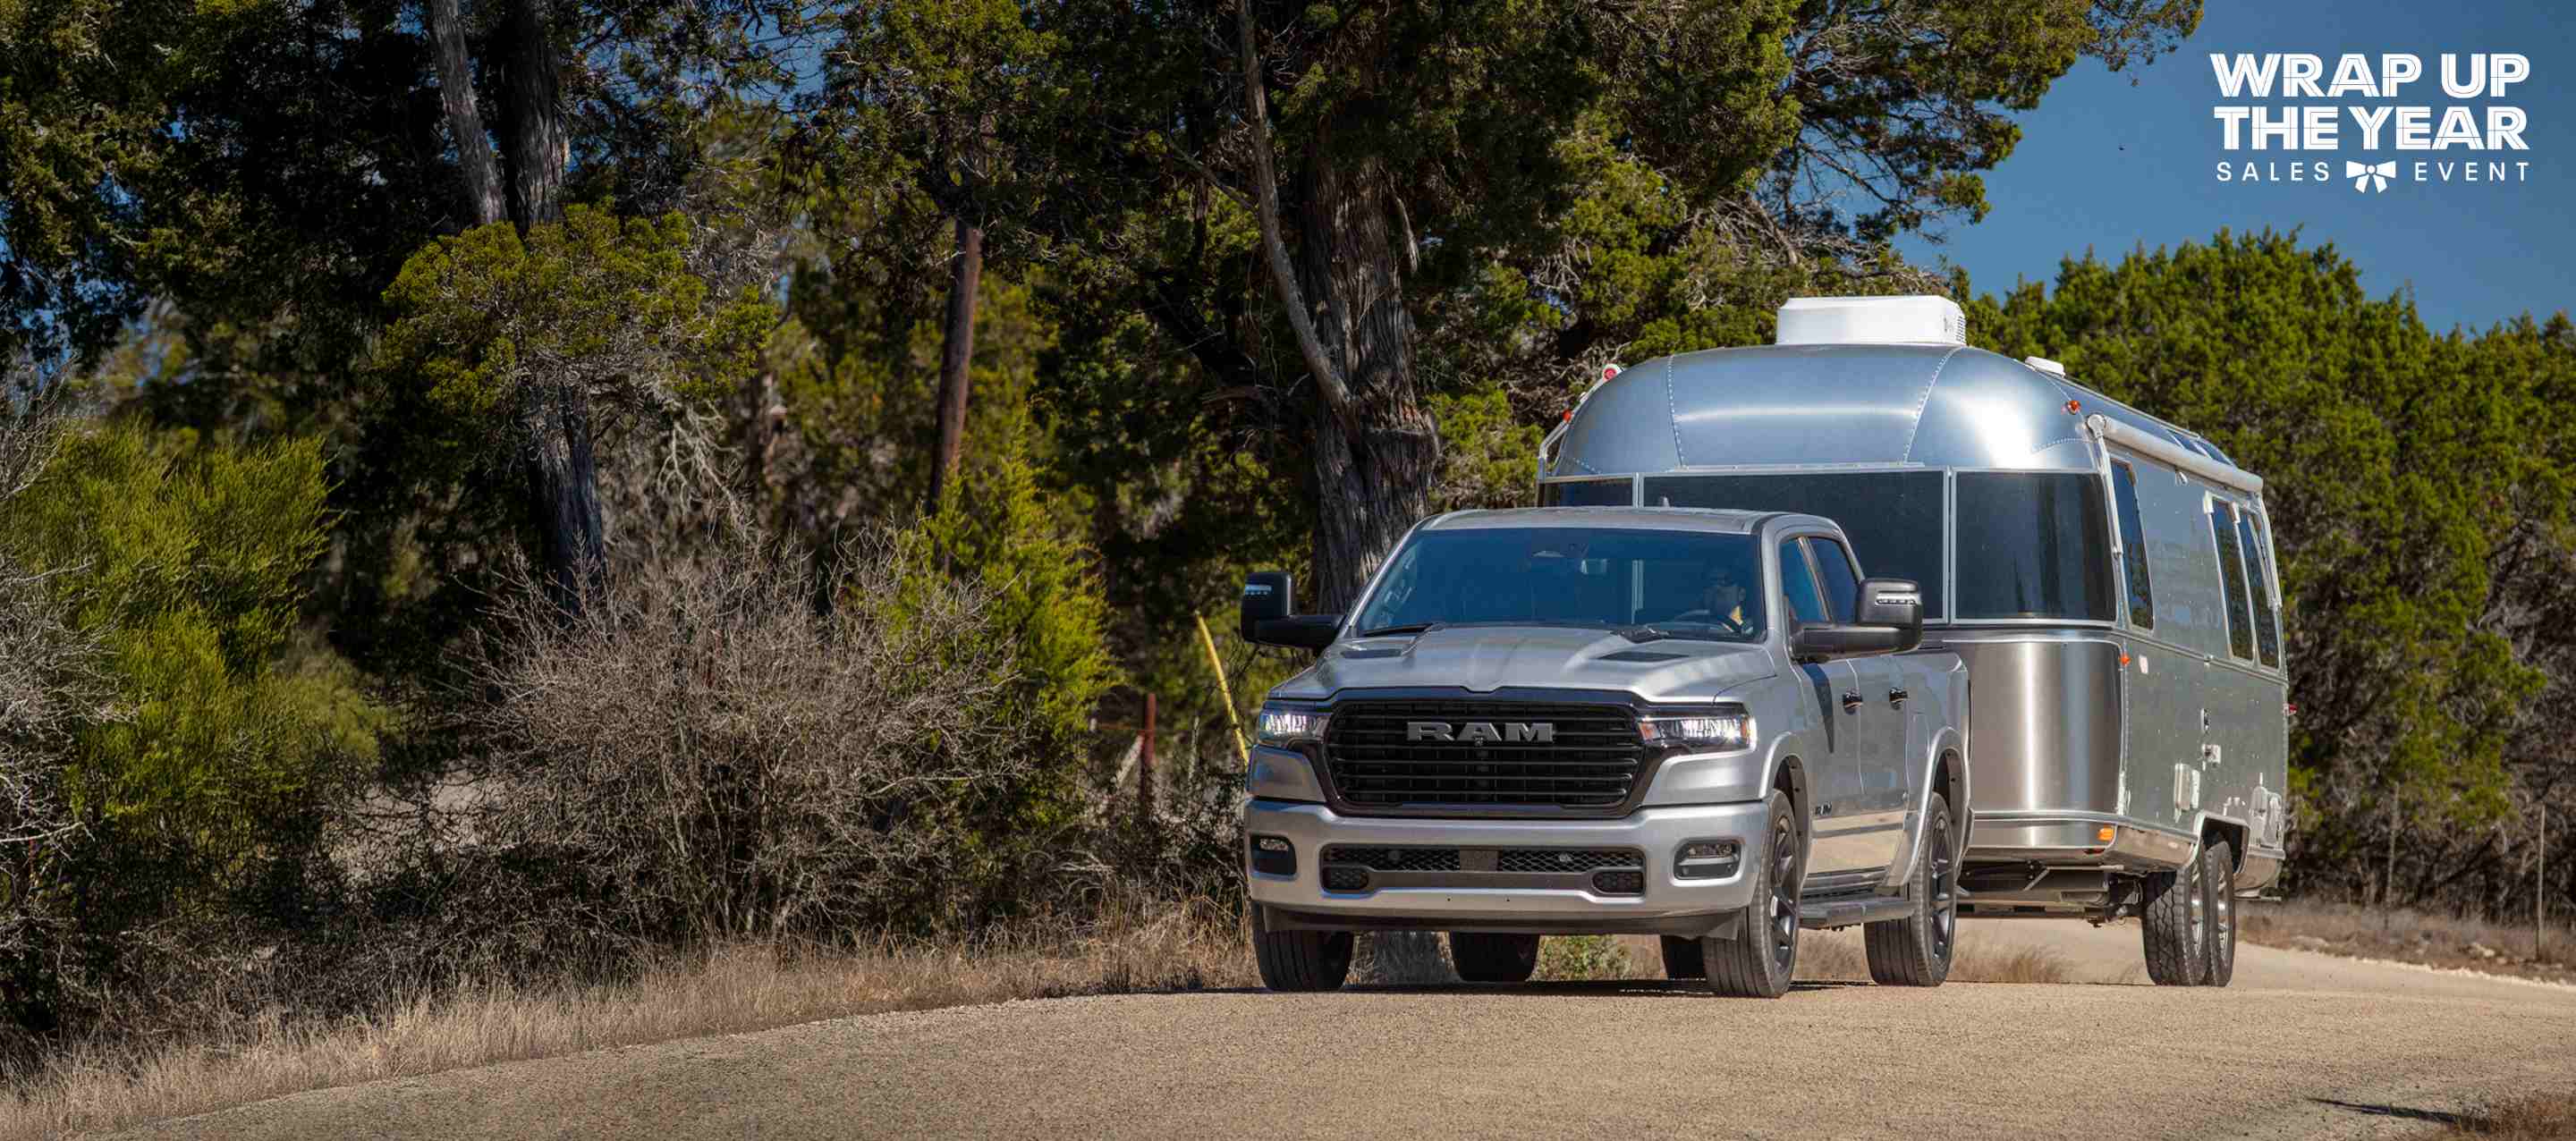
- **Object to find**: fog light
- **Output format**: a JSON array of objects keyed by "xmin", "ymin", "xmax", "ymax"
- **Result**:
[
  {"xmin": 1250, "ymin": 834, "xmax": 1296, "ymax": 876},
  {"xmin": 1674, "ymin": 839, "xmax": 1741, "ymax": 880}
]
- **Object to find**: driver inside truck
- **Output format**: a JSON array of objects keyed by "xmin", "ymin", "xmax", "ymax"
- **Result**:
[{"xmin": 1699, "ymin": 565, "xmax": 1749, "ymax": 629}]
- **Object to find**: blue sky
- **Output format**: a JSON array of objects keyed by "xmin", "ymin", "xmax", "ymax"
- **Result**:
[{"xmin": 1898, "ymin": 1, "xmax": 2572, "ymax": 334}]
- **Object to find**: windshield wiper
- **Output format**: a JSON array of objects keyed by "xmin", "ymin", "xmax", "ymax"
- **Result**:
[{"xmin": 1357, "ymin": 621, "xmax": 1444, "ymax": 638}]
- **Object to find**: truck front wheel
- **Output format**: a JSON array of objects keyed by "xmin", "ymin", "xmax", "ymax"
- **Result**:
[
  {"xmin": 1863, "ymin": 791, "xmax": 1956, "ymax": 986},
  {"xmin": 1253, "ymin": 904, "xmax": 1352, "ymax": 992},
  {"xmin": 1701, "ymin": 790, "xmax": 1802, "ymax": 998},
  {"xmin": 2140, "ymin": 849, "xmax": 2209, "ymax": 986},
  {"xmin": 1450, "ymin": 933, "xmax": 1541, "ymax": 984}
]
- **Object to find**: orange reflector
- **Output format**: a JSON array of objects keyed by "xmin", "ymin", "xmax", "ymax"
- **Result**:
[
  {"xmin": 2063, "ymin": 398, "xmax": 2082, "ymax": 414},
  {"xmin": 2118, "ymin": 653, "xmax": 2131, "ymax": 667},
  {"xmin": 2097, "ymin": 826, "xmax": 2117, "ymax": 843}
]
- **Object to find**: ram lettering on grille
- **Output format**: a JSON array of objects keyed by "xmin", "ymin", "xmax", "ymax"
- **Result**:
[{"xmin": 1403, "ymin": 721, "xmax": 1555, "ymax": 743}]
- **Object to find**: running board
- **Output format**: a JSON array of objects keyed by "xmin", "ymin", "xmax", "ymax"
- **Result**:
[{"xmin": 1798, "ymin": 895, "xmax": 1918, "ymax": 930}]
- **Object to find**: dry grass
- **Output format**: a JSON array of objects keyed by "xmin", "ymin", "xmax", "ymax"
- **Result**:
[
  {"xmin": 4, "ymin": 910, "xmax": 2095, "ymax": 1140},
  {"xmin": 2243, "ymin": 899, "xmax": 2574, "ymax": 984},
  {"xmin": 0, "ymin": 899, "xmax": 1257, "ymax": 1141},
  {"xmin": 2425, "ymin": 1090, "xmax": 2576, "ymax": 1138}
]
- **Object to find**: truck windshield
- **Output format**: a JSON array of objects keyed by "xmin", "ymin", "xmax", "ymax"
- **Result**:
[{"xmin": 1354, "ymin": 528, "xmax": 1767, "ymax": 641}]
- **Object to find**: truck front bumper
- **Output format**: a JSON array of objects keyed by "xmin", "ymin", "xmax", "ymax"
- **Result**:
[{"xmin": 1242, "ymin": 797, "xmax": 1768, "ymax": 939}]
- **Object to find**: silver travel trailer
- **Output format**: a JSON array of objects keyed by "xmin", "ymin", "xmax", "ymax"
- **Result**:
[{"xmin": 1538, "ymin": 295, "xmax": 2289, "ymax": 984}]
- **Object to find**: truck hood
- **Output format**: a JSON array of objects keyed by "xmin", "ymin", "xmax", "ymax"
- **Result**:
[{"xmin": 1270, "ymin": 625, "xmax": 1775, "ymax": 704}]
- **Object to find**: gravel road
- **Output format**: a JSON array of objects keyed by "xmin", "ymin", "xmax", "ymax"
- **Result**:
[{"xmin": 110, "ymin": 921, "xmax": 2576, "ymax": 1141}]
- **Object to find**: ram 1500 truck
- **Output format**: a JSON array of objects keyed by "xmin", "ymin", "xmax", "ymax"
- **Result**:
[{"xmin": 1238, "ymin": 507, "xmax": 1970, "ymax": 998}]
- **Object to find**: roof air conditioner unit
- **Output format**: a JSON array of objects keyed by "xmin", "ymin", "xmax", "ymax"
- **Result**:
[{"xmin": 1775, "ymin": 295, "xmax": 1967, "ymax": 347}]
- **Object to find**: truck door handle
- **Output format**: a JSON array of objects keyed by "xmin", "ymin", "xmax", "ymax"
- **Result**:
[
  {"xmin": 1887, "ymin": 689, "xmax": 1910, "ymax": 708},
  {"xmin": 1841, "ymin": 692, "xmax": 1863, "ymax": 714}
]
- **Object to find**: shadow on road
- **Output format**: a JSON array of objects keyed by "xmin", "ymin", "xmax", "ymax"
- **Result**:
[{"xmin": 2309, "ymin": 1098, "xmax": 2467, "ymax": 1126}]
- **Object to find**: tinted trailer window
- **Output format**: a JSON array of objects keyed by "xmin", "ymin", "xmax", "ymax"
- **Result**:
[
  {"xmin": 1646, "ymin": 471, "xmax": 1945, "ymax": 619},
  {"xmin": 1954, "ymin": 472, "xmax": 2114, "ymax": 621}
]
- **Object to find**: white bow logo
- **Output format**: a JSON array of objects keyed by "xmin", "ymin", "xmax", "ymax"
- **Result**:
[{"xmin": 2345, "ymin": 160, "xmax": 2396, "ymax": 192}]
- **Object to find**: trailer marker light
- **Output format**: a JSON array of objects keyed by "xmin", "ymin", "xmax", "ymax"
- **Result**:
[
  {"xmin": 2064, "ymin": 398, "xmax": 2082, "ymax": 415},
  {"xmin": 2119, "ymin": 653, "xmax": 2131, "ymax": 668},
  {"xmin": 2097, "ymin": 826, "xmax": 2117, "ymax": 843}
]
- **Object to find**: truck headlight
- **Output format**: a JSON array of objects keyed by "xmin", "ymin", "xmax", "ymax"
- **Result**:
[
  {"xmin": 1256, "ymin": 706, "xmax": 1331, "ymax": 747},
  {"xmin": 1639, "ymin": 711, "xmax": 1755, "ymax": 752}
]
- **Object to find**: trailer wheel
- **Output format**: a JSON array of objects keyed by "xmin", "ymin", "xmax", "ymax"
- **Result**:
[
  {"xmin": 1864, "ymin": 792, "xmax": 1957, "ymax": 987},
  {"xmin": 2140, "ymin": 848, "xmax": 2208, "ymax": 986},
  {"xmin": 1702, "ymin": 790, "xmax": 1802, "ymax": 999},
  {"xmin": 2199, "ymin": 837, "xmax": 2239, "ymax": 987},
  {"xmin": 1658, "ymin": 936, "xmax": 1707, "ymax": 979},
  {"xmin": 1450, "ymin": 933, "xmax": 1540, "ymax": 984},
  {"xmin": 1252, "ymin": 904, "xmax": 1352, "ymax": 992}
]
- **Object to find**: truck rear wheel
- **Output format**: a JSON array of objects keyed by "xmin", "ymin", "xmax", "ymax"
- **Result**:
[
  {"xmin": 1252, "ymin": 904, "xmax": 1352, "ymax": 992},
  {"xmin": 1702, "ymin": 790, "xmax": 1801, "ymax": 999},
  {"xmin": 2199, "ymin": 837, "xmax": 2239, "ymax": 987},
  {"xmin": 2140, "ymin": 847, "xmax": 2209, "ymax": 986},
  {"xmin": 1450, "ymin": 933, "xmax": 1541, "ymax": 984},
  {"xmin": 1863, "ymin": 792, "xmax": 1956, "ymax": 987},
  {"xmin": 1658, "ymin": 935, "xmax": 1706, "ymax": 979}
]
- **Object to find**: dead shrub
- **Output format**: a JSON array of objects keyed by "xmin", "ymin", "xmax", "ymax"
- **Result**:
[{"xmin": 448, "ymin": 531, "xmax": 1057, "ymax": 952}]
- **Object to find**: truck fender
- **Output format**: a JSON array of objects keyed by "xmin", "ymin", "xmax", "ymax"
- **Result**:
[{"xmin": 1759, "ymin": 732, "xmax": 1811, "ymax": 845}]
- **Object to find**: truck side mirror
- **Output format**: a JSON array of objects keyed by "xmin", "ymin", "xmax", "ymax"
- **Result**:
[
  {"xmin": 1791, "ymin": 578, "xmax": 1924, "ymax": 662},
  {"xmin": 1241, "ymin": 571, "xmax": 1342, "ymax": 650},
  {"xmin": 1857, "ymin": 578, "xmax": 1924, "ymax": 652}
]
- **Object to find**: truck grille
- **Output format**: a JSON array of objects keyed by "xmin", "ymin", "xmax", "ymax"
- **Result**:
[{"xmin": 1323, "ymin": 700, "xmax": 1646, "ymax": 813}]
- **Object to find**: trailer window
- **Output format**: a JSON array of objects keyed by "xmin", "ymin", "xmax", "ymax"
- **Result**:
[
  {"xmin": 1953, "ymin": 472, "xmax": 2114, "ymax": 621},
  {"xmin": 2209, "ymin": 500, "xmax": 2255, "ymax": 660},
  {"xmin": 1646, "ymin": 471, "xmax": 1945, "ymax": 619},
  {"xmin": 2238, "ymin": 509, "xmax": 2281, "ymax": 667},
  {"xmin": 1538, "ymin": 478, "xmax": 1631, "ymax": 507},
  {"xmin": 2109, "ymin": 461, "xmax": 2156, "ymax": 630}
]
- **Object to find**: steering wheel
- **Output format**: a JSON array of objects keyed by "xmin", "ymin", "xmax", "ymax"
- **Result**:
[{"xmin": 1666, "ymin": 608, "xmax": 1753, "ymax": 635}]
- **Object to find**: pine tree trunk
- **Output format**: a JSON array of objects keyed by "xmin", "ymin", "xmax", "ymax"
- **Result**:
[
  {"xmin": 1292, "ymin": 145, "xmax": 1436, "ymax": 611},
  {"xmin": 495, "ymin": 0, "xmax": 599, "ymax": 607},
  {"xmin": 500, "ymin": 0, "xmax": 566, "ymax": 231},
  {"xmin": 928, "ymin": 214, "xmax": 984, "ymax": 510}
]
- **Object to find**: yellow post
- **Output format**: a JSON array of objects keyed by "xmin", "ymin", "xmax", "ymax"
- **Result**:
[{"xmin": 1196, "ymin": 613, "xmax": 1250, "ymax": 764}]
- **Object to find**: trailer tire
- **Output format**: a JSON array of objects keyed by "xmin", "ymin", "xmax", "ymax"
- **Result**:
[
  {"xmin": 1252, "ymin": 904, "xmax": 1352, "ymax": 992},
  {"xmin": 1864, "ymin": 792, "xmax": 1957, "ymax": 987},
  {"xmin": 2199, "ymin": 836, "xmax": 2239, "ymax": 987},
  {"xmin": 1450, "ymin": 933, "xmax": 1540, "ymax": 984},
  {"xmin": 2140, "ymin": 849, "xmax": 2208, "ymax": 986},
  {"xmin": 1702, "ymin": 790, "xmax": 1801, "ymax": 999},
  {"xmin": 1659, "ymin": 936, "xmax": 1707, "ymax": 979}
]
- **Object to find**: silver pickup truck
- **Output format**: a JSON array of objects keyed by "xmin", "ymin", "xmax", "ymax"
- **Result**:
[{"xmin": 1238, "ymin": 506, "xmax": 1970, "ymax": 998}]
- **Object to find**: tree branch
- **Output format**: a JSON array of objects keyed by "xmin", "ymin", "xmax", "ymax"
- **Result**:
[
  {"xmin": 428, "ymin": 0, "xmax": 508, "ymax": 227},
  {"xmin": 1233, "ymin": 0, "xmax": 1355, "ymax": 427}
]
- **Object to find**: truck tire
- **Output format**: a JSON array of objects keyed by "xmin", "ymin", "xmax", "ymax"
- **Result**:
[
  {"xmin": 2140, "ymin": 846, "xmax": 2208, "ymax": 986},
  {"xmin": 1253, "ymin": 904, "xmax": 1352, "ymax": 992},
  {"xmin": 1450, "ymin": 933, "xmax": 1541, "ymax": 984},
  {"xmin": 1863, "ymin": 791, "xmax": 1957, "ymax": 987},
  {"xmin": 1701, "ymin": 790, "xmax": 1802, "ymax": 999},
  {"xmin": 2199, "ymin": 836, "xmax": 2239, "ymax": 987},
  {"xmin": 1659, "ymin": 935, "xmax": 1707, "ymax": 979}
]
